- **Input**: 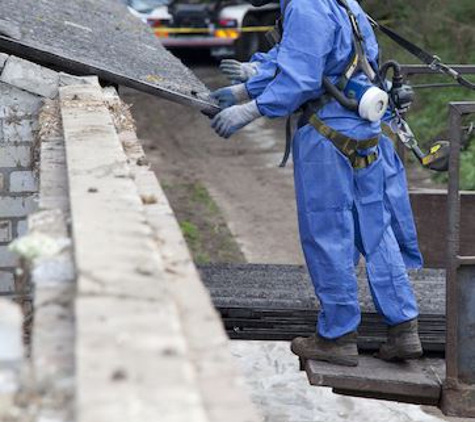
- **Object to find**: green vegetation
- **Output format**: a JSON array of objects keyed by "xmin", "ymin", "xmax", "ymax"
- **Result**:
[
  {"xmin": 179, "ymin": 220, "xmax": 211, "ymax": 264},
  {"xmin": 164, "ymin": 181, "xmax": 246, "ymax": 265},
  {"xmin": 190, "ymin": 183, "xmax": 220, "ymax": 214},
  {"xmin": 364, "ymin": 0, "xmax": 475, "ymax": 189},
  {"xmin": 180, "ymin": 220, "xmax": 200, "ymax": 244}
]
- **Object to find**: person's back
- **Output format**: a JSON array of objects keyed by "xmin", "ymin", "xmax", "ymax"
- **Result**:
[
  {"xmin": 251, "ymin": 0, "xmax": 382, "ymax": 141},
  {"xmin": 317, "ymin": 0, "xmax": 381, "ymax": 139}
]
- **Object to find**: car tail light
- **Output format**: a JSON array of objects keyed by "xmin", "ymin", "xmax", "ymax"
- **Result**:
[
  {"xmin": 148, "ymin": 19, "xmax": 171, "ymax": 37},
  {"xmin": 216, "ymin": 18, "xmax": 239, "ymax": 39},
  {"xmin": 215, "ymin": 29, "xmax": 240, "ymax": 39},
  {"xmin": 218, "ymin": 19, "xmax": 238, "ymax": 28},
  {"xmin": 147, "ymin": 18, "xmax": 169, "ymax": 28}
]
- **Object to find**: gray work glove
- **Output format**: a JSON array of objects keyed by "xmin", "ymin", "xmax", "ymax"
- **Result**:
[
  {"xmin": 210, "ymin": 84, "xmax": 250, "ymax": 109},
  {"xmin": 220, "ymin": 59, "xmax": 260, "ymax": 84},
  {"xmin": 211, "ymin": 100, "xmax": 262, "ymax": 139}
]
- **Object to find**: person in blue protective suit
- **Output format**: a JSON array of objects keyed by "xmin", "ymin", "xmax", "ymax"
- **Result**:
[
  {"xmin": 216, "ymin": 52, "xmax": 424, "ymax": 271},
  {"xmin": 210, "ymin": 0, "xmax": 423, "ymax": 366}
]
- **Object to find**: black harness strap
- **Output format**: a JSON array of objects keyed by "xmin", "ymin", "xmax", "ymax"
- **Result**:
[
  {"xmin": 273, "ymin": 0, "xmax": 294, "ymax": 168},
  {"xmin": 366, "ymin": 14, "xmax": 475, "ymax": 90},
  {"xmin": 265, "ymin": 0, "xmax": 291, "ymax": 47},
  {"xmin": 336, "ymin": 0, "xmax": 376, "ymax": 82},
  {"xmin": 278, "ymin": 0, "xmax": 380, "ymax": 168},
  {"xmin": 279, "ymin": 115, "xmax": 294, "ymax": 167}
]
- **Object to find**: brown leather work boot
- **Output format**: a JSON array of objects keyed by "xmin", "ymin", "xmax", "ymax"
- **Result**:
[
  {"xmin": 290, "ymin": 332, "xmax": 358, "ymax": 367},
  {"xmin": 378, "ymin": 318, "xmax": 423, "ymax": 362}
]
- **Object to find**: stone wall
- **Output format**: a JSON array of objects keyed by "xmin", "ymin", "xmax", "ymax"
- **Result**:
[
  {"xmin": 0, "ymin": 55, "xmax": 55, "ymax": 294},
  {"xmin": 0, "ymin": 55, "xmax": 96, "ymax": 295}
]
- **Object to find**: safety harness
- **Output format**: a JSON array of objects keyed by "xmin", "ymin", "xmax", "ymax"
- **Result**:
[
  {"xmin": 309, "ymin": 115, "xmax": 380, "ymax": 169},
  {"xmin": 366, "ymin": 15, "xmax": 475, "ymax": 92},
  {"xmin": 269, "ymin": 0, "xmax": 475, "ymax": 170},
  {"xmin": 366, "ymin": 14, "xmax": 475, "ymax": 172},
  {"xmin": 269, "ymin": 0, "xmax": 382, "ymax": 169}
]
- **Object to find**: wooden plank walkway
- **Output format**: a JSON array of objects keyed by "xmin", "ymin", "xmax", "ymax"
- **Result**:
[{"xmin": 304, "ymin": 356, "xmax": 445, "ymax": 406}]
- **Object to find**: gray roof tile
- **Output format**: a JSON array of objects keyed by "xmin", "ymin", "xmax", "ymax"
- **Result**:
[{"xmin": 0, "ymin": 0, "xmax": 218, "ymax": 113}]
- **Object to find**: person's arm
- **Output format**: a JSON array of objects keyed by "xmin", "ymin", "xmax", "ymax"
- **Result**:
[
  {"xmin": 219, "ymin": 46, "xmax": 279, "ymax": 86},
  {"xmin": 213, "ymin": 46, "xmax": 280, "ymax": 106},
  {"xmin": 246, "ymin": 56, "xmax": 279, "ymax": 99},
  {"xmin": 249, "ymin": 45, "xmax": 279, "ymax": 64},
  {"xmin": 255, "ymin": 3, "xmax": 336, "ymax": 118}
]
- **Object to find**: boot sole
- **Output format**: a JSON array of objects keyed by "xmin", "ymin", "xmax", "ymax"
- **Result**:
[
  {"xmin": 397, "ymin": 350, "xmax": 424, "ymax": 360},
  {"xmin": 291, "ymin": 345, "xmax": 358, "ymax": 367},
  {"xmin": 300, "ymin": 355, "xmax": 358, "ymax": 367},
  {"xmin": 326, "ymin": 356, "xmax": 359, "ymax": 367},
  {"xmin": 377, "ymin": 348, "xmax": 423, "ymax": 362}
]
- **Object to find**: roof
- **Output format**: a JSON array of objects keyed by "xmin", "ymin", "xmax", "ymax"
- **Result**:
[{"xmin": 0, "ymin": 0, "xmax": 218, "ymax": 114}]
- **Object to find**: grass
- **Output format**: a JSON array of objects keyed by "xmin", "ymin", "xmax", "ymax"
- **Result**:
[
  {"xmin": 180, "ymin": 220, "xmax": 200, "ymax": 243},
  {"xmin": 162, "ymin": 180, "xmax": 246, "ymax": 265},
  {"xmin": 179, "ymin": 220, "xmax": 211, "ymax": 264},
  {"xmin": 190, "ymin": 183, "xmax": 220, "ymax": 215}
]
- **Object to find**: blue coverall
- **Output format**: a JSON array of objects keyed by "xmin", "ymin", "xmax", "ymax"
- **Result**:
[
  {"xmin": 247, "ymin": 0, "xmax": 419, "ymax": 339},
  {"xmin": 247, "ymin": 49, "xmax": 423, "ymax": 270}
]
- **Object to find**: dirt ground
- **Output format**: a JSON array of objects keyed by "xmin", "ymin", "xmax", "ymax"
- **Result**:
[{"xmin": 121, "ymin": 57, "xmax": 304, "ymax": 265}]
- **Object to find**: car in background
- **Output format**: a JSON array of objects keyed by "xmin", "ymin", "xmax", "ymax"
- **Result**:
[
  {"xmin": 125, "ymin": 0, "xmax": 280, "ymax": 60},
  {"xmin": 125, "ymin": 0, "xmax": 173, "ymax": 27}
]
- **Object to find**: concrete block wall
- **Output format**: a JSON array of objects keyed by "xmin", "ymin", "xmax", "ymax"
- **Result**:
[
  {"xmin": 0, "ymin": 54, "xmax": 56, "ymax": 294},
  {"xmin": 0, "ymin": 298, "xmax": 23, "ymax": 420}
]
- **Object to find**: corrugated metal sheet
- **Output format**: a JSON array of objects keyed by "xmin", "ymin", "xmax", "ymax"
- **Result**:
[{"xmin": 0, "ymin": 0, "xmax": 218, "ymax": 114}]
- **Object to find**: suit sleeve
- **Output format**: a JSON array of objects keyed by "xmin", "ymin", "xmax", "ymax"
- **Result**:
[
  {"xmin": 246, "ymin": 47, "xmax": 279, "ymax": 99},
  {"xmin": 255, "ymin": 5, "xmax": 336, "ymax": 118},
  {"xmin": 250, "ymin": 45, "xmax": 278, "ymax": 64}
]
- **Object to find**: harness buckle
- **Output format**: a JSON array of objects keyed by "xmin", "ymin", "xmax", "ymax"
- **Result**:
[
  {"xmin": 391, "ymin": 117, "xmax": 418, "ymax": 150},
  {"xmin": 429, "ymin": 56, "xmax": 441, "ymax": 71},
  {"xmin": 349, "ymin": 14, "xmax": 363, "ymax": 41}
]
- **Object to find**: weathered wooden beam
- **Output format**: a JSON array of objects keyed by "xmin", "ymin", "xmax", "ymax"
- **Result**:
[{"xmin": 305, "ymin": 356, "xmax": 445, "ymax": 406}]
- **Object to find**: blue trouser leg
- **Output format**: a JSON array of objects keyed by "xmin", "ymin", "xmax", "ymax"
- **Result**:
[
  {"xmin": 293, "ymin": 126, "xmax": 419, "ymax": 339},
  {"xmin": 293, "ymin": 126, "xmax": 361, "ymax": 339},
  {"xmin": 353, "ymin": 137, "xmax": 424, "ymax": 270},
  {"xmin": 354, "ymin": 214, "xmax": 420, "ymax": 326},
  {"xmin": 380, "ymin": 135, "xmax": 423, "ymax": 269}
]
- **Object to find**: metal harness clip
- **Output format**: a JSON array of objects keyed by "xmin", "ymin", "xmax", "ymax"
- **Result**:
[{"xmin": 391, "ymin": 116, "xmax": 418, "ymax": 150}]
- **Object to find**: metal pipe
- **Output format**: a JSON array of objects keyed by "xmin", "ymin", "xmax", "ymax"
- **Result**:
[{"xmin": 412, "ymin": 83, "xmax": 462, "ymax": 90}]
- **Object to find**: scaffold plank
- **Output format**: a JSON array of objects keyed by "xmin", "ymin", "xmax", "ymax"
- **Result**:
[{"xmin": 305, "ymin": 356, "xmax": 445, "ymax": 406}]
